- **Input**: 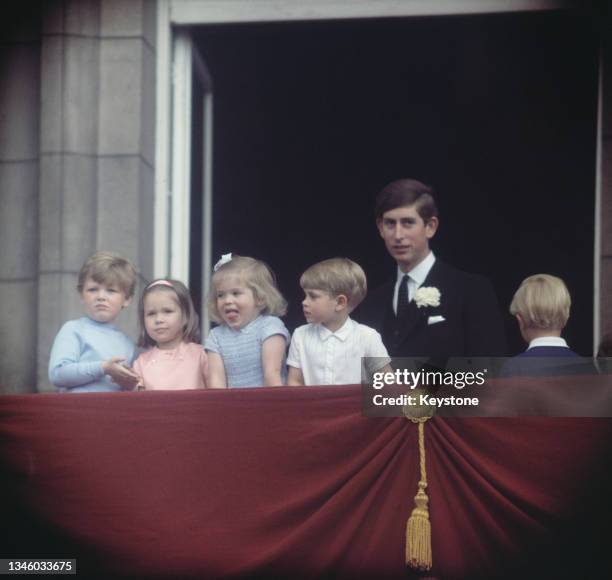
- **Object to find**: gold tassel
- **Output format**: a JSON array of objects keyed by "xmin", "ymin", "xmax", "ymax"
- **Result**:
[{"xmin": 406, "ymin": 418, "xmax": 432, "ymax": 571}]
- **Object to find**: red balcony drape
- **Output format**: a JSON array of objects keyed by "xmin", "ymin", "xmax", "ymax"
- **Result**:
[{"xmin": 1, "ymin": 385, "xmax": 611, "ymax": 578}]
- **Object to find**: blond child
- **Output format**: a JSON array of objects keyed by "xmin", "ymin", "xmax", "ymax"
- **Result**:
[
  {"xmin": 48, "ymin": 251, "xmax": 140, "ymax": 392},
  {"xmin": 287, "ymin": 258, "xmax": 391, "ymax": 386},
  {"xmin": 509, "ymin": 273, "xmax": 577, "ymax": 356},
  {"xmin": 133, "ymin": 279, "xmax": 211, "ymax": 390},
  {"xmin": 205, "ymin": 254, "xmax": 290, "ymax": 388},
  {"xmin": 499, "ymin": 273, "xmax": 584, "ymax": 378}
]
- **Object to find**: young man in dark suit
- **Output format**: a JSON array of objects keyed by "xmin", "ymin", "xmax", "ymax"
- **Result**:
[{"xmin": 357, "ymin": 178, "xmax": 507, "ymax": 358}]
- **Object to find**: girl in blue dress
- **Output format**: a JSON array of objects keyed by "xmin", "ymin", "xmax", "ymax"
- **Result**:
[{"xmin": 204, "ymin": 254, "xmax": 290, "ymax": 388}]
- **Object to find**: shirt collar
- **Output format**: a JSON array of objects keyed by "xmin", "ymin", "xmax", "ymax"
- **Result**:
[
  {"xmin": 317, "ymin": 317, "xmax": 354, "ymax": 342},
  {"xmin": 527, "ymin": 336, "xmax": 569, "ymax": 349},
  {"xmin": 154, "ymin": 341, "xmax": 187, "ymax": 359},
  {"xmin": 396, "ymin": 251, "xmax": 436, "ymax": 286},
  {"xmin": 83, "ymin": 316, "xmax": 116, "ymax": 330},
  {"xmin": 233, "ymin": 315, "xmax": 261, "ymax": 334}
]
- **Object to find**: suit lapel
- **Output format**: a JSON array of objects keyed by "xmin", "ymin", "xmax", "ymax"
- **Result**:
[
  {"xmin": 396, "ymin": 259, "xmax": 447, "ymax": 342},
  {"xmin": 421, "ymin": 259, "xmax": 445, "ymax": 289}
]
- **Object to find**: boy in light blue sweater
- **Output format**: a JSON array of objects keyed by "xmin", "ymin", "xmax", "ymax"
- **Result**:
[{"xmin": 48, "ymin": 252, "xmax": 140, "ymax": 392}]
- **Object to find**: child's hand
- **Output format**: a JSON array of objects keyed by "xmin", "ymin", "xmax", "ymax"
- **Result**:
[{"xmin": 102, "ymin": 356, "xmax": 140, "ymax": 390}]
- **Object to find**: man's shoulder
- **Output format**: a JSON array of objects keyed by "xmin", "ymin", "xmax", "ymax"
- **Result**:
[
  {"xmin": 428, "ymin": 261, "xmax": 498, "ymax": 303},
  {"xmin": 366, "ymin": 277, "xmax": 395, "ymax": 297},
  {"xmin": 430, "ymin": 259, "xmax": 488, "ymax": 284},
  {"xmin": 355, "ymin": 280, "xmax": 393, "ymax": 328}
]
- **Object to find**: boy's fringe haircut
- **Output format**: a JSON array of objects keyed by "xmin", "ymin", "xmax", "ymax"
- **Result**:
[
  {"xmin": 300, "ymin": 258, "xmax": 367, "ymax": 311},
  {"xmin": 77, "ymin": 251, "xmax": 137, "ymax": 299}
]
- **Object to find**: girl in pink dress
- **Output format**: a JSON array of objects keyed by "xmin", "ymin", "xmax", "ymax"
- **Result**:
[{"xmin": 133, "ymin": 279, "xmax": 216, "ymax": 390}]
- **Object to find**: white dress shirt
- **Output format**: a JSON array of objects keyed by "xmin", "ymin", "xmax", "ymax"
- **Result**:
[
  {"xmin": 393, "ymin": 251, "xmax": 436, "ymax": 314},
  {"xmin": 287, "ymin": 317, "xmax": 390, "ymax": 385},
  {"xmin": 527, "ymin": 336, "xmax": 569, "ymax": 350}
]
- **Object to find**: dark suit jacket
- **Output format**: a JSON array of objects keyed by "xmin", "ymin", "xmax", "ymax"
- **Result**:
[
  {"xmin": 356, "ymin": 260, "xmax": 507, "ymax": 357},
  {"xmin": 500, "ymin": 345, "xmax": 597, "ymax": 377},
  {"xmin": 514, "ymin": 346, "xmax": 580, "ymax": 358}
]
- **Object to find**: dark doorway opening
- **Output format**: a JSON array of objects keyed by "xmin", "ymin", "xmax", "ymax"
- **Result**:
[{"xmin": 192, "ymin": 9, "xmax": 598, "ymax": 354}]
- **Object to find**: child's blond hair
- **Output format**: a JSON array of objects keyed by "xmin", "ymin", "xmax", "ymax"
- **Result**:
[
  {"xmin": 300, "ymin": 258, "xmax": 367, "ymax": 311},
  {"xmin": 77, "ymin": 251, "xmax": 137, "ymax": 299},
  {"xmin": 509, "ymin": 274, "xmax": 571, "ymax": 330},
  {"xmin": 208, "ymin": 255, "xmax": 287, "ymax": 324}
]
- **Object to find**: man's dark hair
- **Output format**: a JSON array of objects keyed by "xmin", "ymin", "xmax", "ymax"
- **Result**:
[{"xmin": 374, "ymin": 178, "xmax": 438, "ymax": 222}]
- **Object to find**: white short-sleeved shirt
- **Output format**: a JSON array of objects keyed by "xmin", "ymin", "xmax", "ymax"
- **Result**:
[{"xmin": 287, "ymin": 317, "xmax": 390, "ymax": 386}]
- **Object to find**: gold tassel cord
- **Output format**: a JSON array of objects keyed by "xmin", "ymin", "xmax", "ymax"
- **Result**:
[{"xmin": 406, "ymin": 417, "xmax": 432, "ymax": 572}]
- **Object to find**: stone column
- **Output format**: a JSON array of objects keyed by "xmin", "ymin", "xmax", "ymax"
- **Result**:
[
  {"xmin": 97, "ymin": 0, "xmax": 157, "ymax": 331},
  {"xmin": 37, "ymin": 0, "xmax": 101, "ymax": 391},
  {"xmin": 36, "ymin": 0, "xmax": 156, "ymax": 391},
  {"xmin": 0, "ymin": 10, "xmax": 41, "ymax": 393}
]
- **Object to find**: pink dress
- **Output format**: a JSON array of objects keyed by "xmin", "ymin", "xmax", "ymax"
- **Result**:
[{"xmin": 133, "ymin": 342, "xmax": 208, "ymax": 390}]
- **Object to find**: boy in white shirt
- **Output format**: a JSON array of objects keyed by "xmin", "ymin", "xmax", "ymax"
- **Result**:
[{"xmin": 287, "ymin": 258, "xmax": 391, "ymax": 386}]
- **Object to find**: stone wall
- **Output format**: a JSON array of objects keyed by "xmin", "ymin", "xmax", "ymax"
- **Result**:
[
  {"xmin": 0, "ymin": 6, "xmax": 41, "ymax": 393},
  {"xmin": 0, "ymin": 0, "xmax": 156, "ymax": 393}
]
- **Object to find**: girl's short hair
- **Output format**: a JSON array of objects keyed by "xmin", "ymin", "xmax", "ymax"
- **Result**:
[
  {"xmin": 207, "ymin": 255, "xmax": 287, "ymax": 324},
  {"xmin": 138, "ymin": 279, "xmax": 200, "ymax": 347},
  {"xmin": 77, "ymin": 251, "xmax": 137, "ymax": 299},
  {"xmin": 300, "ymin": 258, "xmax": 367, "ymax": 311},
  {"xmin": 509, "ymin": 274, "xmax": 571, "ymax": 330}
]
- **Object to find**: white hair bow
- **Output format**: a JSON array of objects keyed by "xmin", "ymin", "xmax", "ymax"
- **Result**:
[{"xmin": 214, "ymin": 253, "xmax": 233, "ymax": 272}]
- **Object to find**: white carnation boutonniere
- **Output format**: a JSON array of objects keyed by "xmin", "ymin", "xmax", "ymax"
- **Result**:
[{"xmin": 414, "ymin": 286, "xmax": 441, "ymax": 309}]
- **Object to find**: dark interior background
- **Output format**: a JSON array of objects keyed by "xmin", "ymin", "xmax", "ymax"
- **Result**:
[{"xmin": 190, "ymin": 9, "xmax": 599, "ymax": 355}]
